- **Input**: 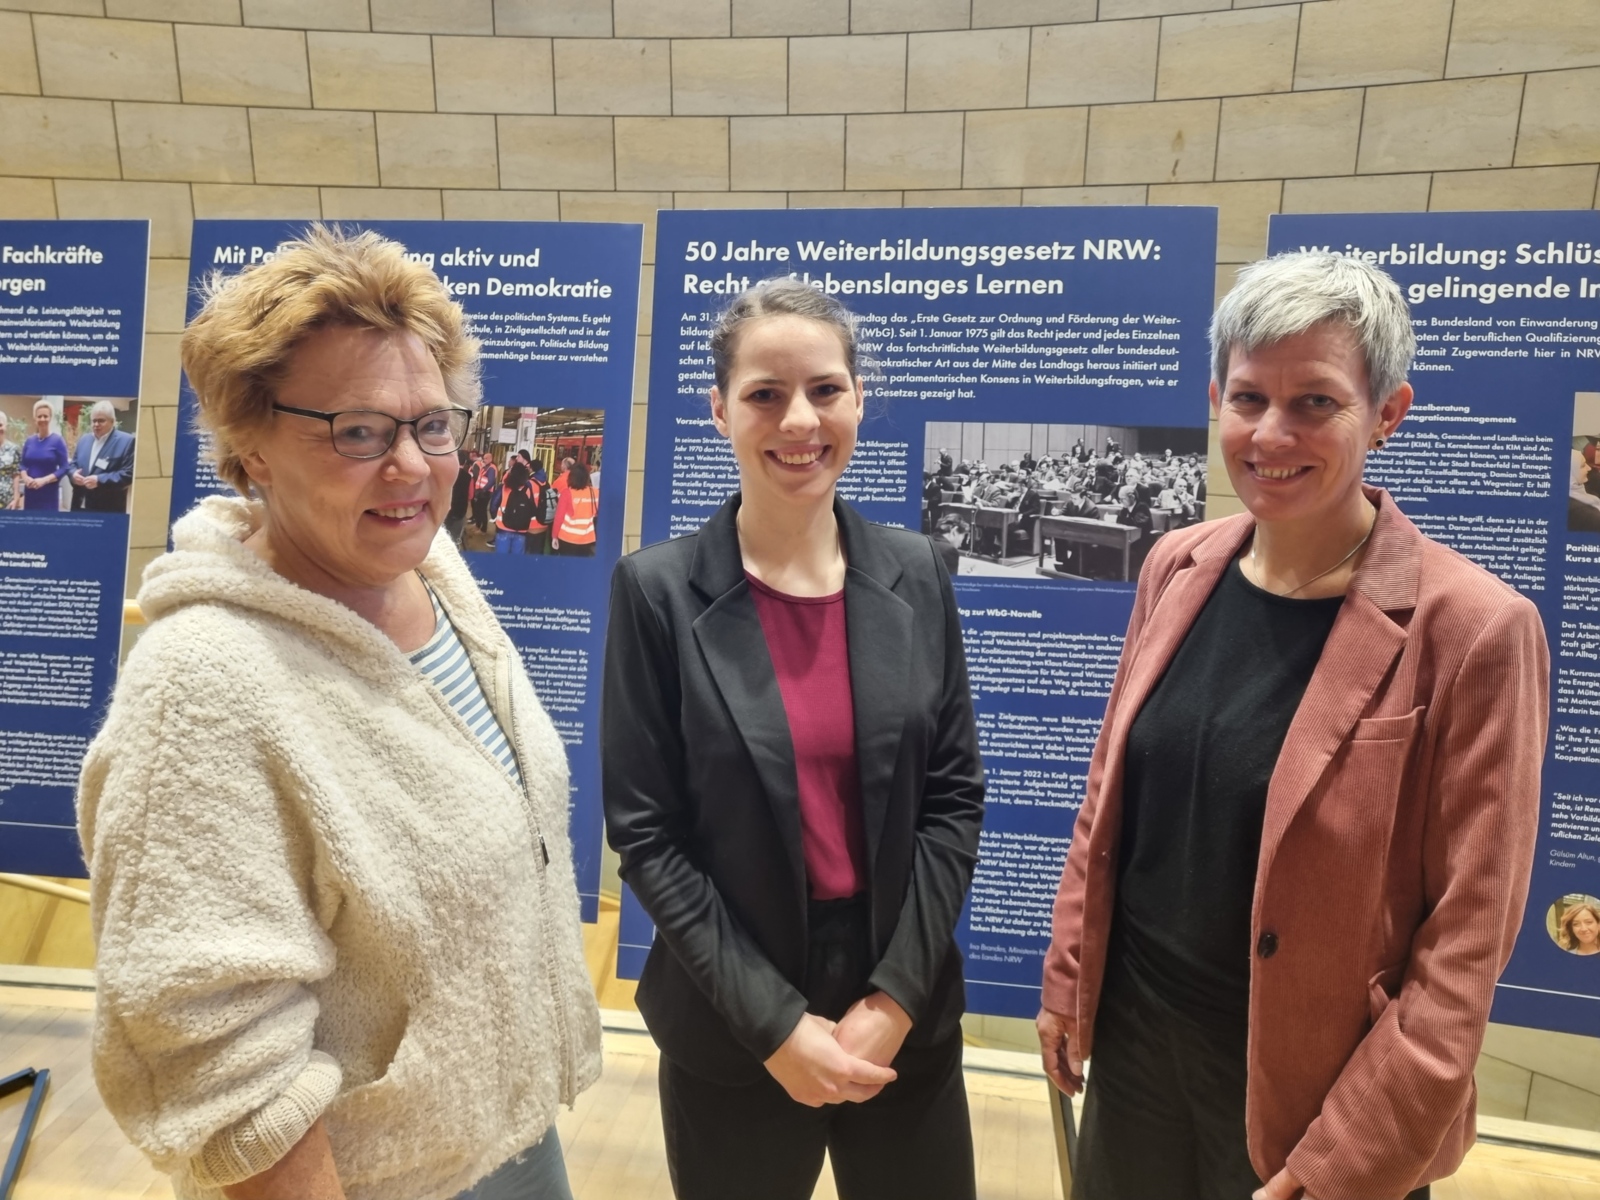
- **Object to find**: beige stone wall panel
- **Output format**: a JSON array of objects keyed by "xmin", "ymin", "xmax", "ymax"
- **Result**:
[
  {"xmin": 1100, "ymin": 0, "xmax": 1226, "ymax": 16},
  {"xmin": 145, "ymin": 258, "xmax": 191, "ymax": 333},
  {"xmin": 1148, "ymin": 179, "xmax": 1279, "ymax": 262},
  {"xmin": 498, "ymin": 114, "xmax": 614, "ymax": 189},
  {"xmin": 788, "ymin": 34, "xmax": 905, "ymax": 114},
  {"xmin": 34, "ymin": 15, "xmax": 180, "ymax": 102},
  {"xmin": 1085, "ymin": 98, "xmax": 1218, "ymax": 185},
  {"xmin": 442, "ymin": 189, "xmax": 560, "ymax": 220},
  {"xmin": 494, "ymin": 0, "xmax": 611, "ymax": 37},
  {"xmin": 117, "ymin": 100, "xmax": 254, "ymax": 181},
  {"xmin": 0, "ymin": 13, "xmax": 40, "ymax": 94},
  {"xmin": 1358, "ymin": 76, "xmax": 1523, "ymax": 174},
  {"xmin": 138, "ymin": 332, "xmax": 182, "ymax": 413},
  {"xmin": 0, "ymin": 97, "xmax": 120, "ymax": 177},
  {"xmin": 131, "ymin": 475, "xmax": 174, "ymax": 546},
  {"xmin": 370, "ymin": 0, "xmax": 492, "ymax": 34},
  {"xmin": 616, "ymin": 116, "xmax": 729, "ymax": 191},
  {"xmin": 851, "ymin": 0, "xmax": 968, "ymax": 33},
  {"xmin": 1279, "ymin": 173, "xmax": 1431, "ymax": 213},
  {"xmin": 730, "ymin": 114, "xmax": 843, "ymax": 190},
  {"xmin": 149, "ymin": 408, "xmax": 181, "ymax": 478},
  {"xmin": 1029, "ymin": 20, "xmax": 1158, "ymax": 108},
  {"xmin": 1214, "ymin": 88, "xmax": 1362, "ymax": 181},
  {"xmin": 176, "ymin": 24, "xmax": 310, "ymax": 107},
  {"xmin": 971, "ymin": 0, "xmax": 1093, "ymax": 28},
  {"xmin": 1022, "ymin": 184, "xmax": 1148, "ymax": 205},
  {"xmin": 1294, "ymin": 0, "xmax": 1451, "ymax": 89},
  {"xmin": 845, "ymin": 111, "xmax": 962, "ymax": 190},
  {"xmin": 789, "ymin": 189, "xmax": 903, "ymax": 207},
  {"xmin": 615, "ymin": 0, "xmax": 728, "ymax": 38},
  {"xmin": 1447, "ymin": 0, "xmax": 1600, "ymax": 78},
  {"xmin": 674, "ymin": 190, "xmax": 786, "ymax": 208},
  {"xmin": 1516, "ymin": 68, "xmax": 1600, "ymax": 168},
  {"xmin": 731, "ymin": 0, "xmax": 847, "ymax": 36},
  {"xmin": 672, "ymin": 37, "xmax": 787, "ymax": 115},
  {"xmin": 0, "ymin": 177, "xmax": 57, "ymax": 217},
  {"xmin": 1429, "ymin": 165, "xmax": 1600, "ymax": 212},
  {"xmin": 434, "ymin": 35, "xmax": 553, "ymax": 114},
  {"xmin": 242, "ymin": 0, "xmax": 368, "ymax": 30},
  {"xmin": 191, "ymin": 181, "xmax": 322, "ymax": 216},
  {"xmin": 55, "ymin": 179, "xmax": 193, "ymax": 255},
  {"xmin": 250, "ymin": 108, "xmax": 376, "ymax": 184},
  {"xmin": 905, "ymin": 188, "xmax": 1021, "ymax": 205},
  {"xmin": 377, "ymin": 111, "xmax": 498, "ymax": 188},
  {"xmin": 307, "ymin": 31, "xmax": 434, "ymax": 111},
  {"xmin": 558, "ymin": 190, "xmax": 671, "ymax": 260},
  {"xmin": 906, "ymin": 28, "xmax": 1028, "ymax": 112},
  {"xmin": 108, "ymin": 0, "xmax": 239, "ymax": 23},
  {"xmin": 320, "ymin": 185, "xmax": 442, "ymax": 218},
  {"xmin": 1157, "ymin": 7, "xmax": 1298, "ymax": 101},
  {"xmin": 963, "ymin": 106, "xmax": 1087, "ymax": 189},
  {"xmin": 0, "ymin": 1, "xmax": 101, "ymax": 14},
  {"xmin": 553, "ymin": 39, "xmax": 670, "ymax": 115}
]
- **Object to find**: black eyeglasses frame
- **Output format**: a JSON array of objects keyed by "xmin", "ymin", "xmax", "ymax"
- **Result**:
[{"xmin": 270, "ymin": 402, "xmax": 474, "ymax": 460}]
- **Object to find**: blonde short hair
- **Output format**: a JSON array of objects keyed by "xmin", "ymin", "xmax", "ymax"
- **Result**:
[{"xmin": 180, "ymin": 224, "xmax": 481, "ymax": 495}]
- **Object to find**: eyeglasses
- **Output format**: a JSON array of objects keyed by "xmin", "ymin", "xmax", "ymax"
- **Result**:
[{"xmin": 272, "ymin": 403, "xmax": 473, "ymax": 460}]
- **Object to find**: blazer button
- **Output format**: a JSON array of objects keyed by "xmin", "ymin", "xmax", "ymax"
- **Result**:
[{"xmin": 1257, "ymin": 931, "xmax": 1279, "ymax": 959}]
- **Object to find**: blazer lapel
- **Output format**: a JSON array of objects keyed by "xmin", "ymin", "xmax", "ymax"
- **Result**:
[
  {"xmin": 1258, "ymin": 489, "xmax": 1419, "ymax": 877},
  {"xmin": 689, "ymin": 497, "xmax": 808, "ymax": 905},
  {"xmin": 844, "ymin": 565, "xmax": 911, "ymax": 880}
]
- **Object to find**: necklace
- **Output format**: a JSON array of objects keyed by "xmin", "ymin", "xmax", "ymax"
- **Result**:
[{"xmin": 1250, "ymin": 523, "xmax": 1373, "ymax": 598}]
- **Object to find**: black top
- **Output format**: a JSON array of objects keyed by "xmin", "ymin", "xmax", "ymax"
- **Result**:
[{"xmin": 1113, "ymin": 560, "xmax": 1342, "ymax": 1029}]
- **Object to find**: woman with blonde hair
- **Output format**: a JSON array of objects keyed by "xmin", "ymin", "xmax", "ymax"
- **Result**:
[
  {"xmin": 1558, "ymin": 900, "xmax": 1600, "ymax": 954},
  {"xmin": 78, "ymin": 225, "xmax": 600, "ymax": 1200},
  {"xmin": 18, "ymin": 398, "xmax": 69, "ymax": 510}
]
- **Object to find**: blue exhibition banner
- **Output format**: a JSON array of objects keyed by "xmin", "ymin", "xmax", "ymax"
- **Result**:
[
  {"xmin": 622, "ymin": 206, "xmax": 1219, "ymax": 1016},
  {"xmin": 168, "ymin": 220, "xmax": 643, "ymax": 921},
  {"xmin": 0, "ymin": 219, "xmax": 149, "ymax": 875},
  {"xmin": 1270, "ymin": 211, "xmax": 1600, "ymax": 1038}
]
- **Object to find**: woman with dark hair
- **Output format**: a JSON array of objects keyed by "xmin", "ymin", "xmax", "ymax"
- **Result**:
[
  {"xmin": 551, "ymin": 460, "xmax": 597, "ymax": 557},
  {"xmin": 494, "ymin": 457, "xmax": 537, "ymax": 555},
  {"xmin": 602, "ymin": 277, "xmax": 984, "ymax": 1199}
]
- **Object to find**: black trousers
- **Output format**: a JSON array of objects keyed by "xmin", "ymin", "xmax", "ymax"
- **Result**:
[
  {"xmin": 1075, "ymin": 956, "xmax": 1429, "ymax": 1200},
  {"xmin": 657, "ymin": 896, "xmax": 976, "ymax": 1200}
]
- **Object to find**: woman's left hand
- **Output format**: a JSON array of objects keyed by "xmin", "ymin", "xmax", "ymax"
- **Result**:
[
  {"xmin": 1254, "ymin": 1167, "xmax": 1305, "ymax": 1200},
  {"xmin": 832, "ymin": 991, "xmax": 913, "ymax": 1069}
]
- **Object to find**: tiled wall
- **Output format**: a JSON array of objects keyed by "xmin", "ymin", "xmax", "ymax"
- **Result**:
[{"xmin": 2, "ymin": 0, "xmax": 1598, "ymax": 573}]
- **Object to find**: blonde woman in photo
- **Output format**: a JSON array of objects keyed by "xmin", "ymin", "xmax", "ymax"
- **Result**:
[{"xmin": 1558, "ymin": 900, "xmax": 1600, "ymax": 955}]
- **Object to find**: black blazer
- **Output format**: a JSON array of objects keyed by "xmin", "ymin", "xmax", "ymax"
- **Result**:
[{"xmin": 602, "ymin": 495, "xmax": 985, "ymax": 1084}]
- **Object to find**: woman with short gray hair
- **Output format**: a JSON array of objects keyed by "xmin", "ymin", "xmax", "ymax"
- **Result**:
[{"xmin": 1038, "ymin": 251, "xmax": 1548, "ymax": 1200}]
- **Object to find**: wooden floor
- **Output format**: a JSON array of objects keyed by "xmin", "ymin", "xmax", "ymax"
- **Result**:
[{"xmin": 3, "ymin": 985, "xmax": 1599, "ymax": 1200}]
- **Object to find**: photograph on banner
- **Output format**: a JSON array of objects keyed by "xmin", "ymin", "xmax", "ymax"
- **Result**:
[
  {"xmin": 168, "ymin": 220, "xmax": 642, "ymax": 920},
  {"xmin": 0, "ymin": 219, "xmax": 149, "ymax": 876},
  {"xmin": 921, "ymin": 421, "xmax": 1207, "ymax": 582},
  {"xmin": 627, "ymin": 206, "xmax": 1219, "ymax": 1013},
  {"xmin": 1270, "ymin": 210, "xmax": 1600, "ymax": 1038},
  {"xmin": 1547, "ymin": 893, "xmax": 1600, "ymax": 956},
  {"xmin": 458, "ymin": 406, "xmax": 603, "ymax": 557},
  {"xmin": 2, "ymin": 394, "xmax": 138, "ymax": 513}
]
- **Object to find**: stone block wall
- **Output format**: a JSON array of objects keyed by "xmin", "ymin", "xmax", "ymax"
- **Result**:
[{"xmin": 2, "ymin": 0, "xmax": 1598, "ymax": 572}]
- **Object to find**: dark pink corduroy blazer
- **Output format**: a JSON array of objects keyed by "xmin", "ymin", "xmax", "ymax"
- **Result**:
[{"xmin": 1042, "ymin": 487, "xmax": 1549, "ymax": 1200}]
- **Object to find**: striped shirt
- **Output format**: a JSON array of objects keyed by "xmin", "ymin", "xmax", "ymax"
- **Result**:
[{"xmin": 409, "ymin": 585, "xmax": 521, "ymax": 786}]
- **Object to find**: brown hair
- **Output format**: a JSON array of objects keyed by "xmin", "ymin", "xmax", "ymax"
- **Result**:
[
  {"xmin": 180, "ymin": 224, "xmax": 481, "ymax": 495},
  {"xmin": 1558, "ymin": 900, "xmax": 1600, "ymax": 951},
  {"xmin": 709, "ymin": 276, "xmax": 860, "ymax": 393}
]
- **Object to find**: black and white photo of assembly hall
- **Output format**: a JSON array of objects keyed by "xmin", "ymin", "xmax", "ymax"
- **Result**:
[{"xmin": 921, "ymin": 421, "xmax": 1208, "ymax": 583}]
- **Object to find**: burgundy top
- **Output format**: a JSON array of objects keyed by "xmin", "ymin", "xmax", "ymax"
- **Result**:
[{"xmin": 746, "ymin": 572, "xmax": 868, "ymax": 900}]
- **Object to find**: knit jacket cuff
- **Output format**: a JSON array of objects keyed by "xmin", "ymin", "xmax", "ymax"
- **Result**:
[{"xmin": 190, "ymin": 1051, "xmax": 343, "ymax": 1188}]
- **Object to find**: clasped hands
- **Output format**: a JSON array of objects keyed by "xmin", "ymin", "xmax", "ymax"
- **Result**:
[{"xmin": 763, "ymin": 991, "xmax": 911, "ymax": 1108}]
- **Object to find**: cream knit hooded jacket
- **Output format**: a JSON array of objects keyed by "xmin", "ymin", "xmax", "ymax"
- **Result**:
[{"xmin": 76, "ymin": 497, "xmax": 603, "ymax": 1200}]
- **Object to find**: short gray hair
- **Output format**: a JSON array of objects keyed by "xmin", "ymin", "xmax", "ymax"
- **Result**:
[
  {"xmin": 90, "ymin": 400, "xmax": 117, "ymax": 420},
  {"xmin": 1210, "ymin": 250, "xmax": 1415, "ymax": 404}
]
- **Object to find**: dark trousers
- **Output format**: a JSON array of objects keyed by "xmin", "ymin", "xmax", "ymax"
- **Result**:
[
  {"xmin": 1075, "ymin": 956, "xmax": 1429, "ymax": 1200},
  {"xmin": 472, "ymin": 491, "xmax": 491, "ymax": 531},
  {"xmin": 657, "ymin": 897, "xmax": 976, "ymax": 1200}
]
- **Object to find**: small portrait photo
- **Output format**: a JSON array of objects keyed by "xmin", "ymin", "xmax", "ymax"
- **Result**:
[
  {"xmin": 0, "ymin": 395, "xmax": 139, "ymax": 515},
  {"xmin": 1549, "ymin": 894, "xmax": 1600, "ymax": 956},
  {"xmin": 454, "ymin": 406, "xmax": 604, "ymax": 558},
  {"xmin": 922, "ymin": 421, "xmax": 1208, "ymax": 583},
  {"xmin": 1568, "ymin": 392, "xmax": 1600, "ymax": 533}
]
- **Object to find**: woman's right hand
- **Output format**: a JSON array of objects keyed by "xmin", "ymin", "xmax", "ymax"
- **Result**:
[
  {"xmin": 764, "ymin": 1013, "xmax": 897, "ymax": 1107},
  {"xmin": 1036, "ymin": 1007, "xmax": 1084, "ymax": 1096}
]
